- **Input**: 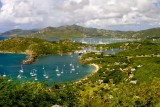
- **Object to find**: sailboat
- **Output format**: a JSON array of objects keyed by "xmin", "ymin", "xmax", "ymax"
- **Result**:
[
  {"xmin": 30, "ymin": 69, "xmax": 37, "ymax": 77},
  {"xmin": 17, "ymin": 74, "xmax": 21, "ymax": 78},
  {"xmin": 56, "ymin": 72, "xmax": 61, "ymax": 76},
  {"xmin": 44, "ymin": 73, "xmax": 49, "ymax": 79},
  {"xmin": 43, "ymin": 70, "xmax": 47, "ymax": 77},
  {"xmin": 43, "ymin": 66, "xmax": 46, "ymax": 76},
  {"xmin": 42, "ymin": 65, "xmax": 45, "ymax": 70},
  {"xmin": 61, "ymin": 69, "xmax": 64, "ymax": 74},
  {"xmin": 56, "ymin": 66, "xmax": 59, "ymax": 72},
  {"xmin": 3, "ymin": 72, "xmax": 6, "ymax": 77},
  {"xmin": 77, "ymin": 64, "xmax": 79, "ymax": 68},
  {"xmin": 19, "ymin": 65, "xmax": 24, "ymax": 73},
  {"xmin": 55, "ymin": 66, "xmax": 61, "ymax": 76},
  {"xmin": 70, "ymin": 62, "xmax": 73, "ymax": 66},
  {"xmin": 35, "ymin": 76, "xmax": 38, "ymax": 81},
  {"xmin": 71, "ymin": 65, "xmax": 75, "ymax": 71}
]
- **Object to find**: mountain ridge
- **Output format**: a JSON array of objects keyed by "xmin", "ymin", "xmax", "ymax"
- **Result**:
[{"xmin": 1, "ymin": 25, "xmax": 160, "ymax": 39}]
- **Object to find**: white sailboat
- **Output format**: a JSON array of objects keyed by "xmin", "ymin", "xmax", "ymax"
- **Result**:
[
  {"xmin": 30, "ymin": 69, "xmax": 37, "ymax": 77},
  {"xmin": 17, "ymin": 74, "xmax": 21, "ymax": 78},
  {"xmin": 71, "ymin": 65, "xmax": 75, "ymax": 71},
  {"xmin": 42, "ymin": 65, "xmax": 45, "ymax": 70},
  {"xmin": 3, "ymin": 72, "xmax": 6, "ymax": 77},
  {"xmin": 56, "ymin": 71, "xmax": 61, "ymax": 76},
  {"xmin": 77, "ymin": 65, "xmax": 79, "ymax": 68},
  {"xmin": 70, "ymin": 62, "xmax": 73, "ymax": 66},
  {"xmin": 56, "ymin": 66, "xmax": 59, "ymax": 72},
  {"xmin": 44, "ymin": 74, "xmax": 49, "ymax": 79},
  {"xmin": 55, "ymin": 66, "xmax": 61, "ymax": 76},
  {"xmin": 19, "ymin": 65, "xmax": 24, "ymax": 73},
  {"xmin": 43, "ymin": 70, "xmax": 47, "ymax": 77},
  {"xmin": 61, "ymin": 69, "xmax": 64, "ymax": 74},
  {"xmin": 35, "ymin": 76, "xmax": 38, "ymax": 81},
  {"xmin": 17, "ymin": 70, "xmax": 22, "ymax": 78}
]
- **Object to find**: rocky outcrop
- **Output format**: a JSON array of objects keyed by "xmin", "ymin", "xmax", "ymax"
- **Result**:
[{"xmin": 22, "ymin": 50, "xmax": 36, "ymax": 64}]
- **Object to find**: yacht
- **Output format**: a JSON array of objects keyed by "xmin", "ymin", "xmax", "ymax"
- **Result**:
[
  {"xmin": 3, "ymin": 72, "xmax": 6, "ymax": 77},
  {"xmin": 71, "ymin": 65, "xmax": 75, "ymax": 71},
  {"xmin": 44, "ymin": 74, "xmax": 49, "ymax": 79},
  {"xmin": 43, "ymin": 70, "xmax": 47, "ymax": 77},
  {"xmin": 19, "ymin": 65, "xmax": 24, "ymax": 73},
  {"xmin": 17, "ymin": 74, "xmax": 21, "ymax": 78},
  {"xmin": 70, "ymin": 62, "xmax": 73, "ymax": 66},
  {"xmin": 35, "ymin": 76, "xmax": 38, "ymax": 81},
  {"xmin": 56, "ymin": 66, "xmax": 59, "ymax": 72},
  {"xmin": 77, "ymin": 65, "xmax": 79, "ymax": 68},
  {"xmin": 61, "ymin": 69, "xmax": 64, "ymax": 74},
  {"xmin": 56, "ymin": 73, "xmax": 61, "ymax": 77},
  {"xmin": 30, "ymin": 69, "xmax": 37, "ymax": 77}
]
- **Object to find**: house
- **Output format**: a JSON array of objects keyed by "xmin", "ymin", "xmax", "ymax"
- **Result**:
[{"xmin": 130, "ymin": 80, "xmax": 137, "ymax": 84}]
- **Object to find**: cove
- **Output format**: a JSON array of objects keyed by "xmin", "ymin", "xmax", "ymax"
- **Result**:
[{"xmin": 0, "ymin": 53, "xmax": 94, "ymax": 84}]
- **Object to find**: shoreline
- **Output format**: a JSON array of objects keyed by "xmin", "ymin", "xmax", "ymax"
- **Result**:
[
  {"xmin": 0, "ymin": 51, "xmax": 34, "ymax": 65},
  {"xmin": 90, "ymin": 63, "xmax": 99, "ymax": 73},
  {"xmin": 75, "ymin": 63, "xmax": 99, "ymax": 83}
]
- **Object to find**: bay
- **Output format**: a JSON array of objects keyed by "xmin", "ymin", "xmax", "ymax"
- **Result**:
[{"xmin": 0, "ymin": 53, "xmax": 94, "ymax": 84}]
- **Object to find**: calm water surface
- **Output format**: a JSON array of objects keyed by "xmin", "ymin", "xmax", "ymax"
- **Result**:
[
  {"xmin": 0, "ymin": 36, "xmax": 127, "ymax": 84},
  {"xmin": 0, "ymin": 53, "xmax": 94, "ymax": 84}
]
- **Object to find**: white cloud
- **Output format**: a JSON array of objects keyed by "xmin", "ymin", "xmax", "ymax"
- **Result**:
[{"xmin": 0, "ymin": 0, "xmax": 160, "ymax": 32}]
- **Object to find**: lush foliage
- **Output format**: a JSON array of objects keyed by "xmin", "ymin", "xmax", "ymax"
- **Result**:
[
  {"xmin": 1, "ymin": 38, "xmax": 160, "ymax": 106},
  {"xmin": 0, "ymin": 77, "xmax": 80, "ymax": 107},
  {"xmin": 0, "ymin": 37, "xmax": 83, "ymax": 64}
]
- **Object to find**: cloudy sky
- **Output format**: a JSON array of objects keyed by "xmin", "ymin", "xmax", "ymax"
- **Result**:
[{"xmin": 0, "ymin": 0, "xmax": 160, "ymax": 32}]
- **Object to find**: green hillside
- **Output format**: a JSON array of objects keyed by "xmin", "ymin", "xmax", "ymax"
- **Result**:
[
  {"xmin": 1, "ymin": 29, "xmax": 38, "ymax": 37},
  {"xmin": 1, "ymin": 25, "xmax": 160, "ymax": 39},
  {"xmin": 1, "ymin": 39, "xmax": 160, "ymax": 106},
  {"xmin": 0, "ymin": 37, "xmax": 82, "ymax": 64},
  {"xmin": 21, "ymin": 26, "xmax": 160, "ymax": 39}
]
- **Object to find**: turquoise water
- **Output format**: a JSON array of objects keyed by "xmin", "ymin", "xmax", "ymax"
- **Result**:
[
  {"xmin": 0, "ymin": 35, "xmax": 10, "ymax": 40},
  {"xmin": 0, "ymin": 53, "xmax": 94, "ymax": 84},
  {"xmin": 0, "ymin": 36, "xmax": 126, "ymax": 84}
]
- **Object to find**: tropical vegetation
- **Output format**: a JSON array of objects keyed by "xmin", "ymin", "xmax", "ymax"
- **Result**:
[{"xmin": 0, "ymin": 37, "xmax": 160, "ymax": 106}]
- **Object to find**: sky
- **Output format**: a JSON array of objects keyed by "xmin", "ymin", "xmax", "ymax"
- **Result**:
[{"xmin": 0, "ymin": 0, "xmax": 160, "ymax": 32}]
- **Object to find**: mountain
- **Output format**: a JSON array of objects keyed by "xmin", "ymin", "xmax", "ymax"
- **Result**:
[
  {"xmin": 134, "ymin": 28, "xmax": 160, "ymax": 39},
  {"xmin": 1, "ymin": 25, "xmax": 160, "ymax": 39},
  {"xmin": 26, "ymin": 25, "xmax": 123, "ymax": 38},
  {"xmin": 1, "ymin": 29, "xmax": 39, "ymax": 37},
  {"xmin": 27, "ymin": 25, "xmax": 160, "ymax": 39}
]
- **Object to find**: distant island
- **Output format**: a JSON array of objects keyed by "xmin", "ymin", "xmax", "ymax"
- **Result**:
[{"xmin": 1, "ymin": 25, "xmax": 160, "ymax": 39}]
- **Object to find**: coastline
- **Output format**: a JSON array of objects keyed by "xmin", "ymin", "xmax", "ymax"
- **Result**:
[
  {"xmin": 75, "ymin": 63, "xmax": 99, "ymax": 83},
  {"xmin": 0, "ymin": 51, "xmax": 34, "ymax": 64},
  {"xmin": 90, "ymin": 63, "xmax": 99, "ymax": 73}
]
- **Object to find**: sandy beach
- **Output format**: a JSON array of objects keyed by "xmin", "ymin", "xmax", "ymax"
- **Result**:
[
  {"xmin": 75, "ymin": 63, "xmax": 99, "ymax": 83},
  {"xmin": 89, "ymin": 63, "xmax": 99, "ymax": 73}
]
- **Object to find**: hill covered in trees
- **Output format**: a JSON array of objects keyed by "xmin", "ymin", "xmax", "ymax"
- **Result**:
[
  {"xmin": 0, "ymin": 37, "xmax": 82, "ymax": 64},
  {"xmin": 0, "ymin": 39, "xmax": 160, "ymax": 106},
  {"xmin": 1, "ymin": 25, "xmax": 160, "ymax": 39},
  {"xmin": 1, "ymin": 29, "xmax": 38, "ymax": 37}
]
